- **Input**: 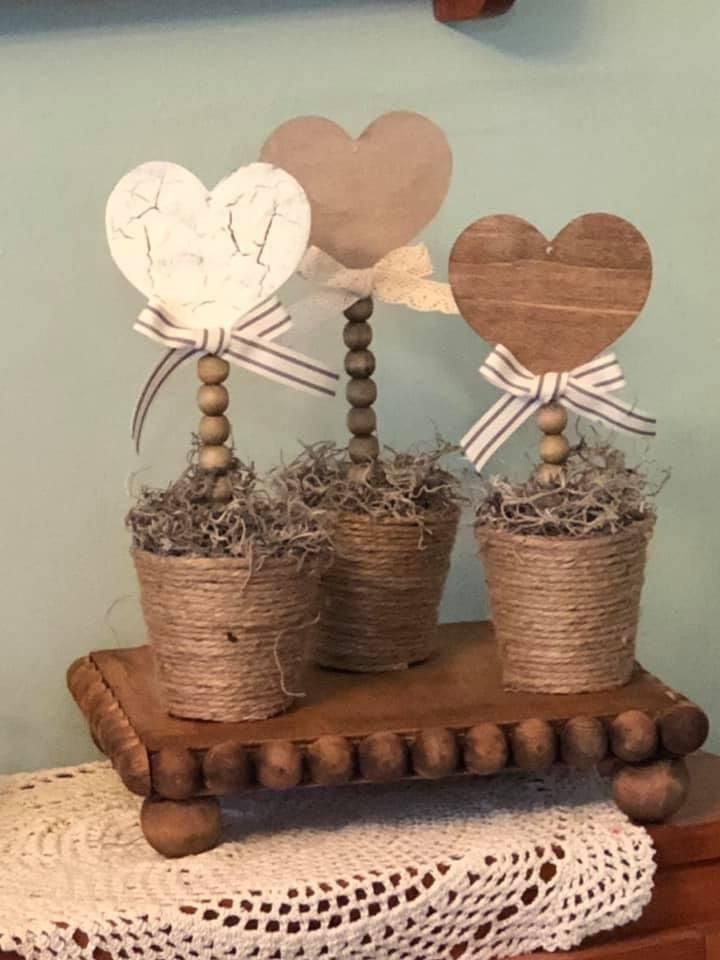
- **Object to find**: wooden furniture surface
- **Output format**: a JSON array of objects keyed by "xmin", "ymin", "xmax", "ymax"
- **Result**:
[
  {"xmin": 512, "ymin": 753, "xmax": 720, "ymax": 958},
  {"xmin": 2, "ymin": 753, "xmax": 719, "ymax": 960}
]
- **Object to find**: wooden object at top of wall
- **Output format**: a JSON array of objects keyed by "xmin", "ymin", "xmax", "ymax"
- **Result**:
[{"xmin": 433, "ymin": 0, "xmax": 515, "ymax": 23}]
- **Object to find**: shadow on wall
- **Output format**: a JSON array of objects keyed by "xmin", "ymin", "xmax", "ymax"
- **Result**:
[
  {"xmin": 455, "ymin": 0, "xmax": 591, "ymax": 59},
  {"xmin": 1, "ymin": 0, "xmax": 588, "ymax": 50},
  {"xmin": 1, "ymin": 0, "xmax": 410, "ymax": 34}
]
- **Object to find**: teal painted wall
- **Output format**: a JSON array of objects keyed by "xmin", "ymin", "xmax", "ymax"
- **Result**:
[{"xmin": 1, "ymin": 0, "xmax": 718, "ymax": 772}]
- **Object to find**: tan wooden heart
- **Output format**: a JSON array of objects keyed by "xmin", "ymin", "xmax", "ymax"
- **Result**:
[
  {"xmin": 449, "ymin": 213, "xmax": 652, "ymax": 373},
  {"xmin": 260, "ymin": 111, "xmax": 452, "ymax": 269}
]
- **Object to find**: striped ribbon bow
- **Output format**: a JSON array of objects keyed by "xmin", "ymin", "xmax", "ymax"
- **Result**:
[
  {"xmin": 131, "ymin": 297, "xmax": 339, "ymax": 452},
  {"xmin": 462, "ymin": 344, "xmax": 656, "ymax": 473}
]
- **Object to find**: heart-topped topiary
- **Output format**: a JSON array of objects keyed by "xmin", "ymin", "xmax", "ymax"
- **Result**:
[{"xmin": 106, "ymin": 160, "xmax": 338, "ymax": 456}]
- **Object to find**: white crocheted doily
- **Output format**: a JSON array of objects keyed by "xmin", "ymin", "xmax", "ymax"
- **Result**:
[{"xmin": 0, "ymin": 762, "xmax": 655, "ymax": 960}]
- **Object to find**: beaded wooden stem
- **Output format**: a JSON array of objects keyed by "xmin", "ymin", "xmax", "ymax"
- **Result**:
[
  {"xmin": 196, "ymin": 356, "xmax": 232, "ymax": 502},
  {"xmin": 534, "ymin": 401, "xmax": 570, "ymax": 484},
  {"xmin": 344, "ymin": 297, "xmax": 379, "ymax": 482}
]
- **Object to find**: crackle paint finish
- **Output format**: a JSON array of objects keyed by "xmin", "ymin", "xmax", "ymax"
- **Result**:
[{"xmin": 106, "ymin": 161, "xmax": 310, "ymax": 329}]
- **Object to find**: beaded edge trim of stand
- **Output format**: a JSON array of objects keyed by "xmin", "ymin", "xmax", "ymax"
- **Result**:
[
  {"xmin": 150, "ymin": 707, "xmax": 708, "ymax": 800},
  {"xmin": 67, "ymin": 656, "xmax": 708, "ymax": 801},
  {"xmin": 67, "ymin": 657, "xmax": 151, "ymax": 797}
]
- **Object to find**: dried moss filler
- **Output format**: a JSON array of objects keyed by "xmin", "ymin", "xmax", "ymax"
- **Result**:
[
  {"xmin": 128, "ymin": 454, "xmax": 332, "ymax": 722},
  {"xmin": 475, "ymin": 446, "xmax": 660, "ymax": 695},
  {"xmin": 280, "ymin": 443, "xmax": 461, "ymax": 673}
]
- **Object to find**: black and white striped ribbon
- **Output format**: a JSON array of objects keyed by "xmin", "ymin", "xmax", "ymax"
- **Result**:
[
  {"xmin": 462, "ymin": 343, "xmax": 656, "ymax": 473},
  {"xmin": 131, "ymin": 297, "xmax": 339, "ymax": 452}
]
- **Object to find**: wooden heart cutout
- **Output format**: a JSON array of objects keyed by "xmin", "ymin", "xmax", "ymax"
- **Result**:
[
  {"xmin": 449, "ymin": 213, "xmax": 653, "ymax": 373},
  {"xmin": 106, "ymin": 161, "xmax": 310, "ymax": 330},
  {"xmin": 260, "ymin": 111, "xmax": 452, "ymax": 269}
]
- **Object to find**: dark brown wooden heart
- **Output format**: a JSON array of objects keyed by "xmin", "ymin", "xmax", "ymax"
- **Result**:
[
  {"xmin": 448, "ymin": 213, "xmax": 652, "ymax": 373},
  {"xmin": 260, "ymin": 111, "xmax": 452, "ymax": 269}
]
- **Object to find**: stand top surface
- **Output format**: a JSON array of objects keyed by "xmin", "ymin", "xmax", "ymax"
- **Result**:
[{"xmin": 88, "ymin": 621, "xmax": 686, "ymax": 752}]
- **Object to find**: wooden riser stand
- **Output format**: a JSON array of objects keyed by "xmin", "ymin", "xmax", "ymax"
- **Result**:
[{"xmin": 68, "ymin": 621, "xmax": 708, "ymax": 859}]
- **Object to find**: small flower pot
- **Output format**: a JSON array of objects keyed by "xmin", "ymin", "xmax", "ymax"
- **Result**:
[
  {"xmin": 134, "ymin": 550, "xmax": 322, "ymax": 721},
  {"xmin": 476, "ymin": 518, "xmax": 655, "ymax": 694},
  {"xmin": 315, "ymin": 506, "xmax": 460, "ymax": 672}
]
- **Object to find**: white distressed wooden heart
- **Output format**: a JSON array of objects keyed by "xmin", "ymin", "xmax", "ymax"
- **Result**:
[{"xmin": 105, "ymin": 161, "xmax": 311, "ymax": 330}]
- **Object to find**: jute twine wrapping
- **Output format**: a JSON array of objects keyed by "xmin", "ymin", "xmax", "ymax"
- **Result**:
[
  {"xmin": 315, "ymin": 507, "xmax": 459, "ymax": 672},
  {"xmin": 133, "ymin": 550, "xmax": 322, "ymax": 722},
  {"xmin": 476, "ymin": 519, "xmax": 655, "ymax": 694}
]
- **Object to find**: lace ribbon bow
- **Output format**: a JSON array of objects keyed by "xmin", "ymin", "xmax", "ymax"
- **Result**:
[
  {"xmin": 290, "ymin": 243, "xmax": 459, "ymax": 327},
  {"xmin": 462, "ymin": 344, "xmax": 656, "ymax": 472},
  {"xmin": 131, "ymin": 298, "xmax": 339, "ymax": 451}
]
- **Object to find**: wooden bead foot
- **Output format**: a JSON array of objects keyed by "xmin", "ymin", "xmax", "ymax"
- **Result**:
[
  {"xmin": 140, "ymin": 796, "xmax": 221, "ymax": 858},
  {"xmin": 612, "ymin": 758, "xmax": 690, "ymax": 823}
]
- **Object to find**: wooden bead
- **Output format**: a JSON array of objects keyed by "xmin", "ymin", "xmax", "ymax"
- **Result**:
[
  {"xmin": 198, "ymin": 415, "xmax": 230, "ymax": 445},
  {"xmin": 609, "ymin": 710, "xmax": 658, "ymax": 762},
  {"xmin": 411, "ymin": 728, "xmax": 458, "ymax": 779},
  {"xmin": 535, "ymin": 462, "xmax": 563, "ymax": 486},
  {"xmin": 90, "ymin": 728, "xmax": 103, "ymax": 754},
  {"xmin": 141, "ymin": 796, "xmax": 221, "ymax": 858},
  {"xmin": 511, "ymin": 719, "xmax": 556, "ymax": 771},
  {"xmin": 539, "ymin": 434, "xmax": 570, "ymax": 465},
  {"xmin": 70, "ymin": 661, "xmax": 101, "ymax": 700},
  {"xmin": 199, "ymin": 445, "xmax": 232, "ymax": 471},
  {"xmin": 347, "ymin": 462, "xmax": 375, "ymax": 484},
  {"xmin": 198, "ymin": 356, "xmax": 230, "ymax": 385},
  {"xmin": 84, "ymin": 679, "xmax": 111, "ymax": 715},
  {"xmin": 66, "ymin": 656, "xmax": 91, "ymax": 694},
  {"xmin": 349, "ymin": 435, "xmax": 380, "ymax": 463},
  {"xmin": 660, "ymin": 704, "xmax": 709, "ymax": 756},
  {"xmin": 347, "ymin": 407, "xmax": 377, "ymax": 436},
  {"xmin": 344, "ymin": 297, "xmax": 373, "ymax": 322},
  {"xmin": 561, "ymin": 717, "xmax": 608, "ymax": 769},
  {"xmin": 151, "ymin": 746, "xmax": 200, "ymax": 800},
  {"xmin": 345, "ymin": 350, "xmax": 376, "ymax": 378},
  {"xmin": 98, "ymin": 713, "xmax": 136, "ymax": 756},
  {"xmin": 256, "ymin": 741, "xmax": 302, "ymax": 790},
  {"xmin": 211, "ymin": 475, "xmax": 233, "ymax": 503},
  {"xmin": 89, "ymin": 713, "xmax": 107, "ymax": 755},
  {"xmin": 346, "ymin": 378, "xmax": 377, "ymax": 408},
  {"xmin": 611, "ymin": 758, "xmax": 689, "ymax": 823},
  {"xmin": 536, "ymin": 403, "xmax": 568, "ymax": 435},
  {"xmin": 307, "ymin": 736, "xmax": 354, "ymax": 786},
  {"xmin": 343, "ymin": 321, "xmax": 373, "ymax": 350},
  {"xmin": 114, "ymin": 746, "xmax": 151, "ymax": 797},
  {"xmin": 358, "ymin": 732, "xmax": 407, "ymax": 782},
  {"xmin": 464, "ymin": 723, "xmax": 508, "ymax": 775},
  {"xmin": 197, "ymin": 384, "xmax": 229, "ymax": 415},
  {"xmin": 203, "ymin": 740, "xmax": 250, "ymax": 794}
]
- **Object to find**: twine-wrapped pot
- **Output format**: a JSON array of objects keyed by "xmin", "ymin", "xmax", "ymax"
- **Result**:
[
  {"xmin": 477, "ymin": 518, "xmax": 655, "ymax": 694},
  {"xmin": 315, "ymin": 506, "xmax": 460, "ymax": 672},
  {"xmin": 134, "ymin": 550, "xmax": 322, "ymax": 722}
]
